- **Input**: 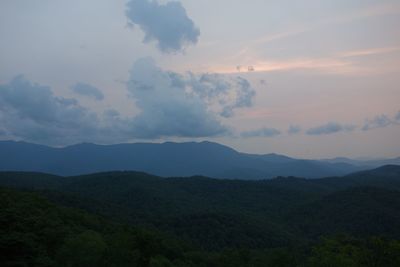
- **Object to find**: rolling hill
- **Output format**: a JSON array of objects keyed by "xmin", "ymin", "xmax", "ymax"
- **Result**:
[{"xmin": 1, "ymin": 165, "xmax": 400, "ymax": 251}]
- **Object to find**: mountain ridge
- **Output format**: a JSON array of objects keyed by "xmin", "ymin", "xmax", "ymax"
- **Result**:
[{"xmin": 0, "ymin": 140, "xmax": 387, "ymax": 179}]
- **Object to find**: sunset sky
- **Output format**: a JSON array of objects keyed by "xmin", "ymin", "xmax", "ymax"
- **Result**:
[{"xmin": 0, "ymin": 0, "xmax": 399, "ymax": 158}]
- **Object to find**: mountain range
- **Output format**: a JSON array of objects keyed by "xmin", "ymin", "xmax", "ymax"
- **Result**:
[{"xmin": 1, "ymin": 140, "xmax": 398, "ymax": 179}]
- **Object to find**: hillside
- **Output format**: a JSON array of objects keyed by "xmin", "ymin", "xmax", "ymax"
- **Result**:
[
  {"xmin": 0, "ymin": 187, "xmax": 206, "ymax": 267},
  {"xmin": 0, "ymin": 140, "xmax": 364, "ymax": 179},
  {"xmin": 1, "ymin": 165, "xmax": 400, "ymax": 252},
  {"xmin": 3, "ymin": 186, "xmax": 400, "ymax": 267}
]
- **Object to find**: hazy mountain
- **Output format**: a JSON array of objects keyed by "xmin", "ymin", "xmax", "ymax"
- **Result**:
[
  {"xmin": 322, "ymin": 156, "xmax": 400, "ymax": 168},
  {"xmin": 0, "ymin": 140, "xmax": 371, "ymax": 179}
]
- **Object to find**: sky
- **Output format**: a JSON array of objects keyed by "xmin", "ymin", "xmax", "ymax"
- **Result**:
[{"xmin": 0, "ymin": 0, "xmax": 399, "ymax": 159}]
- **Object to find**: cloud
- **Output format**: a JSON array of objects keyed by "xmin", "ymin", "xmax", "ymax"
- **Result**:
[
  {"xmin": 188, "ymin": 73, "xmax": 256, "ymax": 118},
  {"xmin": 362, "ymin": 114, "xmax": 396, "ymax": 131},
  {"xmin": 306, "ymin": 122, "xmax": 356, "ymax": 135},
  {"xmin": 127, "ymin": 58, "xmax": 255, "ymax": 138},
  {"xmin": 126, "ymin": 58, "xmax": 220, "ymax": 139},
  {"xmin": 71, "ymin": 82, "xmax": 104, "ymax": 100},
  {"xmin": 0, "ymin": 76, "xmax": 136, "ymax": 146},
  {"xmin": 0, "ymin": 59, "xmax": 255, "ymax": 144},
  {"xmin": 220, "ymin": 78, "xmax": 255, "ymax": 118},
  {"xmin": 241, "ymin": 127, "xmax": 281, "ymax": 138},
  {"xmin": 288, "ymin": 125, "xmax": 301, "ymax": 135},
  {"xmin": 395, "ymin": 111, "xmax": 400, "ymax": 121},
  {"xmin": 126, "ymin": 0, "xmax": 200, "ymax": 53},
  {"xmin": 0, "ymin": 76, "xmax": 101, "ymax": 145}
]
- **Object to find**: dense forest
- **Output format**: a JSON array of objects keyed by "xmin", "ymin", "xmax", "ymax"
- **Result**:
[{"xmin": 1, "ymin": 165, "xmax": 400, "ymax": 266}]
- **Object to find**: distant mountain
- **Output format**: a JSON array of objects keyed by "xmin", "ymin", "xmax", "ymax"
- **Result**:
[
  {"xmin": 0, "ymin": 140, "xmax": 376, "ymax": 179},
  {"xmin": 322, "ymin": 156, "xmax": 400, "ymax": 168}
]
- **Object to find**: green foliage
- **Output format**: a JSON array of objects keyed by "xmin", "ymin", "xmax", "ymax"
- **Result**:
[
  {"xmin": 0, "ymin": 187, "xmax": 188, "ymax": 267},
  {"xmin": 56, "ymin": 231, "xmax": 107, "ymax": 267},
  {"xmin": 1, "ymin": 165, "xmax": 400, "ymax": 266},
  {"xmin": 307, "ymin": 236, "xmax": 400, "ymax": 267},
  {"xmin": 1, "ymin": 186, "xmax": 400, "ymax": 266}
]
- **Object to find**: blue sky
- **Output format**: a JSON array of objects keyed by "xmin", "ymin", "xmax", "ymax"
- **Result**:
[{"xmin": 0, "ymin": 0, "xmax": 399, "ymax": 158}]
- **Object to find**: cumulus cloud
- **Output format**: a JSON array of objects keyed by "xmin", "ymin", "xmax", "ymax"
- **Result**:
[
  {"xmin": 306, "ymin": 122, "xmax": 356, "ymax": 135},
  {"xmin": 127, "ymin": 58, "xmax": 256, "ymax": 138},
  {"xmin": 188, "ymin": 73, "xmax": 256, "ymax": 118},
  {"xmin": 0, "ymin": 76, "xmax": 133, "ymax": 145},
  {"xmin": 126, "ymin": 0, "xmax": 200, "ymax": 53},
  {"xmin": 0, "ymin": 76, "xmax": 99, "ymax": 144},
  {"xmin": 287, "ymin": 125, "xmax": 301, "ymax": 135},
  {"xmin": 71, "ymin": 82, "xmax": 104, "ymax": 100},
  {"xmin": 220, "ymin": 78, "xmax": 255, "ymax": 118},
  {"xmin": 0, "ymin": 60, "xmax": 255, "ymax": 144},
  {"xmin": 241, "ymin": 127, "xmax": 281, "ymax": 138},
  {"xmin": 362, "ymin": 115, "xmax": 394, "ymax": 131}
]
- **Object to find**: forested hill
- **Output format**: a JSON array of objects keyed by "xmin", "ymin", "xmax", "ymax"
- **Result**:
[
  {"xmin": 1, "ymin": 165, "xmax": 400, "ymax": 266},
  {"xmin": 3, "ymin": 186, "xmax": 400, "ymax": 267},
  {"xmin": 0, "ymin": 140, "xmax": 367, "ymax": 179},
  {"xmin": 1, "ymin": 165, "xmax": 400, "ymax": 249}
]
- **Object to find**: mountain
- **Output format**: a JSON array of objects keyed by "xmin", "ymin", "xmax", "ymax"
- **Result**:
[
  {"xmin": 322, "ymin": 156, "xmax": 400, "ymax": 168},
  {"xmin": 0, "ymin": 140, "xmax": 366, "ymax": 179}
]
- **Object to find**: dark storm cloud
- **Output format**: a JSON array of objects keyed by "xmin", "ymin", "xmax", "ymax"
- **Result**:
[
  {"xmin": 126, "ymin": 0, "xmax": 200, "ymax": 53},
  {"xmin": 241, "ymin": 127, "xmax": 281, "ymax": 138},
  {"xmin": 71, "ymin": 82, "xmax": 104, "ymax": 100},
  {"xmin": 306, "ymin": 122, "xmax": 356, "ymax": 135}
]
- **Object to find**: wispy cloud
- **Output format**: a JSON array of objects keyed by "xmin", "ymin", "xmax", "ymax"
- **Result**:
[
  {"xmin": 306, "ymin": 122, "xmax": 356, "ymax": 136},
  {"xmin": 210, "ymin": 57, "xmax": 358, "ymax": 75},
  {"xmin": 362, "ymin": 114, "xmax": 400, "ymax": 131},
  {"xmin": 241, "ymin": 127, "xmax": 281, "ymax": 138},
  {"xmin": 209, "ymin": 44, "xmax": 400, "ymax": 75},
  {"xmin": 288, "ymin": 125, "xmax": 302, "ymax": 135},
  {"xmin": 206, "ymin": 1, "xmax": 400, "ymax": 76},
  {"xmin": 239, "ymin": 2, "xmax": 400, "ymax": 52},
  {"xmin": 349, "ymin": 2, "xmax": 400, "ymax": 21},
  {"xmin": 71, "ymin": 83, "xmax": 104, "ymax": 101},
  {"xmin": 316, "ymin": 2, "xmax": 400, "ymax": 30},
  {"xmin": 339, "ymin": 46, "xmax": 400, "ymax": 58},
  {"xmin": 251, "ymin": 28, "xmax": 309, "ymax": 46}
]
